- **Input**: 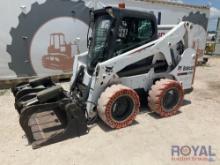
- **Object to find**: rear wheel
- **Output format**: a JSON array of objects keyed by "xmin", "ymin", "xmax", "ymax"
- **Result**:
[
  {"xmin": 97, "ymin": 84, "xmax": 140, "ymax": 129},
  {"xmin": 148, "ymin": 79, "xmax": 184, "ymax": 117}
]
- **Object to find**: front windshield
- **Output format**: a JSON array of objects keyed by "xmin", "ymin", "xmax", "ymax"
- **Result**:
[{"xmin": 88, "ymin": 15, "xmax": 112, "ymax": 71}]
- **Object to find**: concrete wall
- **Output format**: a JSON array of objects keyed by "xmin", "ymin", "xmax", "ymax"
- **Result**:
[{"xmin": 0, "ymin": 0, "xmax": 210, "ymax": 81}]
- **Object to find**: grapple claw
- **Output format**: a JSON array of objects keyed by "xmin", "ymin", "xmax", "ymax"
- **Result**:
[
  {"xmin": 19, "ymin": 100, "xmax": 88, "ymax": 149},
  {"xmin": 12, "ymin": 76, "xmax": 55, "ymax": 101}
]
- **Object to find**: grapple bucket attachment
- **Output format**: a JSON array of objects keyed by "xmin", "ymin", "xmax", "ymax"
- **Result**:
[
  {"xmin": 15, "ymin": 93, "xmax": 37, "ymax": 114},
  {"xmin": 12, "ymin": 76, "xmax": 54, "ymax": 99},
  {"xmin": 14, "ymin": 85, "xmax": 64, "ymax": 114},
  {"xmin": 15, "ymin": 87, "xmax": 46, "ymax": 102},
  {"xmin": 16, "ymin": 85, "xmax": 88, "ymax": 149},
  {"xmin": 19, "ymin": 100, "xmax": 88, "ymax": 149}
]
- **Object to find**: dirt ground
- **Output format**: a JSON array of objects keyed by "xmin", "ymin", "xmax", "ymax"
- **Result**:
[{"xmin": 0, "ymin": 56, "xmax": 220, "ymax": 165}]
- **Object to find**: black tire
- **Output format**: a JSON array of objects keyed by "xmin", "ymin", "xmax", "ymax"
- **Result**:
[
  {"xmin": 148, "ymin": 79, "xmax": 184, "ymax": 117},
  {"xmin": 97, "ymin": 84, "xmax": 140, "ymax": 129},
  {"xmin": 7, "ymin": 0, "xmax": 90, "ymax": 77}
]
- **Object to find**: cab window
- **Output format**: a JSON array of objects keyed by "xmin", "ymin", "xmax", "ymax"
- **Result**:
[{"xmin": 114, "ymin": 17, "xmax": 155, "ymax": 56}]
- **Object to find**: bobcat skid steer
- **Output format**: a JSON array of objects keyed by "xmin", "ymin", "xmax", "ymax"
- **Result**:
[{"xmin": 12, "ymin": 6, "xmax": 205, "ymax": 149}]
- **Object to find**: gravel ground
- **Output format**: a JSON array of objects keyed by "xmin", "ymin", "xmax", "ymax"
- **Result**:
[{"xmin": 0, "ymin": 56, "xmax": 220, "ymax": 165}]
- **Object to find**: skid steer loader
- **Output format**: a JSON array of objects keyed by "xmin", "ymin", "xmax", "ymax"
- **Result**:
[{"xmin": 12, "ymin": 6, "xmax": 204, "ymax": 149}]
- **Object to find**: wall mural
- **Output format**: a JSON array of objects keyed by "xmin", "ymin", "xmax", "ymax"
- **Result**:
[
  {"xmin": 41, "ymin": 32, "xmax": 75, "ymax": 72},
  {"xmin": 183, "ymin": 11, "xmax": 208, "ymax": 30},
  {"xmin": 2, "ymin": 0, "xmax": 209, "ymax": 80},
  {"xmin": 7, "ymin": 0, "xmax": 90, "ymax": 77}
]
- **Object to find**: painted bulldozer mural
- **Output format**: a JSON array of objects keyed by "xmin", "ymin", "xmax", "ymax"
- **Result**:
[{"xmin": 42, "ymin": 33, "xmax": 79, "ymax": 72}]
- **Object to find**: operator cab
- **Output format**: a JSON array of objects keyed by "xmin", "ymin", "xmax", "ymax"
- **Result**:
[{"xmin": 87, "ymin": 7, "xmax": 158, "ymax": 74}]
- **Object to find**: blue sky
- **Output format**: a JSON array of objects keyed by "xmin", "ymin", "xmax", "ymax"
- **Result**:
[
  {"xmin": 182, "ymin": 0, "xmax": 220, "ymax": 31},
  {"xmin": 183, "ymin": 0, "xmax": 220, "ymax": 8}
]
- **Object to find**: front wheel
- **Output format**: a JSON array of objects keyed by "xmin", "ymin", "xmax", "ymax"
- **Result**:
[
  {"xmin": 148, "ymin": 79, "xmax": 184, "ymax": 117},
  {"xmin": 97, "ymin": 84, "xmax": 140, "ymax": 129}
]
